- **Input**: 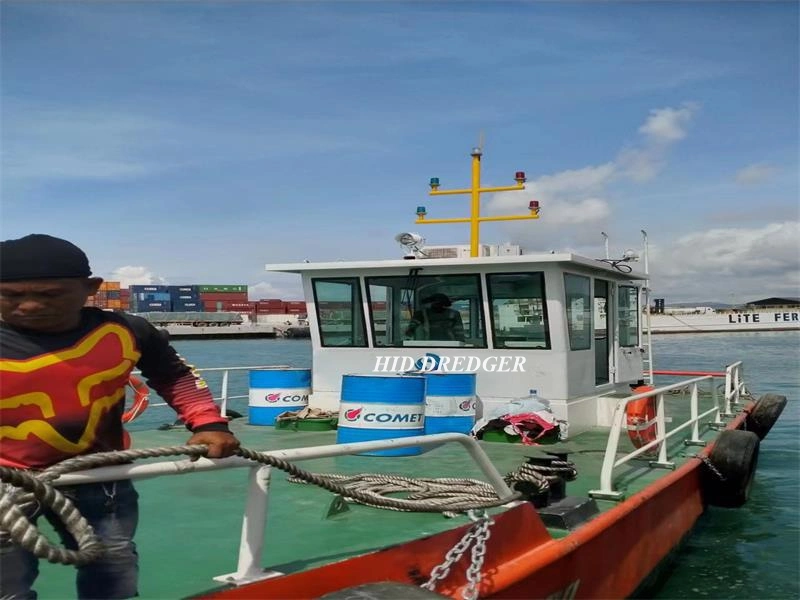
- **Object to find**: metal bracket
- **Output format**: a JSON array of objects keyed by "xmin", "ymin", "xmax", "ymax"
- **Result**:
[
  {"xmin": 213, "ymin": 568, "xmax": 284, "ymax": 587},
  {"xmin": 588, "ymin": 490, "xmax": 624, "ymax": 501},
  {"xmin": 648, "ymin": 461, "xmax": 675, "ymax": 470},
  {"xmin": 683, "ymin": 440, "xmax": 706, "ymax": 447}
]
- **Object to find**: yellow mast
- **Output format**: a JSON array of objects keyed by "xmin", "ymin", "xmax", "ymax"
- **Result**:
[{"xmin": 415, "ymin": 146, "xmax": 539, "ymax": 257}]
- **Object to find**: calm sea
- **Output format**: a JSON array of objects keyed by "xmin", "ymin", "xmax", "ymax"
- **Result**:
[{"xmin": 139, "ymin": 332, "xmax": 799, "ymax": 599}]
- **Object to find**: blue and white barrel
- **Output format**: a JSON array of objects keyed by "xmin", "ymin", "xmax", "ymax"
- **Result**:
[
  {"xmin": 336, "ymin": 374, "xmax": 426, "ymax": 457},
  {"xmin": 248, "ymin": 368, "xmax": 311, "ymax": 426},
  {"xmin": 423, "ymin": 372, "xmax": 477, "ymax": 435}
]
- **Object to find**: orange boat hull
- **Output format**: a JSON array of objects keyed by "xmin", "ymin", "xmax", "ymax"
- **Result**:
[{"xmin": 199, "ymin": 410, "xmax": 749, "ymax": 600}]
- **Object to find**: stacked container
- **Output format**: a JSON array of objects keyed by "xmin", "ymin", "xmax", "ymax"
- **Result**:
[
  {"xmin": 169, "ymin": 286, "xmax": 202, "ymax": 312},
  {"xmin": 86, "ymin": 281, "xmax": 122, "ymax": 310},
  {"xmin": 284, "ymin": 301, "xmax": 307, "ymax": 315},
  {"xmin": 198, "ymin": 285, "xmax": 249, "ymax": 312},
  {"xmin": 130, "ymin": 285, "xmax": 172, "ymax": 312},
  {"xmin": 256, "ymin": 299, "xmax": 286, "ymax": 315},
  {"xmin": 119, "ymin": 288, "xmax": 131, "ymax": 312}
]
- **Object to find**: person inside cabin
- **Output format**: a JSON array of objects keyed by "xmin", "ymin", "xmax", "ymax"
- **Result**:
[
  {"xmin": 405, "ymin": 293, "xmax": 465, "ymax": 342},
  {"xmin": 0, "ymin": 233, "xmax": 241, "ymax": 599}
]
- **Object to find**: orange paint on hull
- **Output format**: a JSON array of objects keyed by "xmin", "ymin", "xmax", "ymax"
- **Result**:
[{"xmin": 198, "ymin": 408, "xmax": 751, "ymax": 600}]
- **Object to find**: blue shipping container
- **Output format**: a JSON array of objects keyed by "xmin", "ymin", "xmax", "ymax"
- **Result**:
[{"xmin": 130, "ymin": 285, "xmax": 169, "ymax": 293}]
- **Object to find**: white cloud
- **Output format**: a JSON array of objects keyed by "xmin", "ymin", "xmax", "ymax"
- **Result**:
[
  {"xmin": 649, "ymin": 221, "xmax": 800, "ymax": 302},
  {"xmin": 110, "ymin": 266, "xmax": 166, "ymax": 288},
  {"xmin": 735, "ymin": 163, "xmax": 779, "ymax": 185},
  {"xmin": 618, "ymin": 102, "xmax": 700, "ymax": 182},
  {"xmin": 638, "ymin": 104, "xmax": 696, "ymax": 143},
  {"xmin": 249, "ymin": 279, "xmax": 303, "ymax": 301},
  {"xmin": 487, "ymin": 103, "xmax": 698, "ymax": 250}
]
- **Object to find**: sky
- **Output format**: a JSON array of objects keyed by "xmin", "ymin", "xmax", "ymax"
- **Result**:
[{"xmin": 1, "ymin": 1, "xmax": 798, "ymax": 304}]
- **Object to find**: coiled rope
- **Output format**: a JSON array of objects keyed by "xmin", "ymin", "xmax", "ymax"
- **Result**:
[{"xmin": 0, "ymin": 444, "xmax": 529, "ymax": 566}]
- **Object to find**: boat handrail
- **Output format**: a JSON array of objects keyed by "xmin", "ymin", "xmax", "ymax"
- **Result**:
[
  {"xmin": 130, "ymin": 365, "xmax": 291, "ymax": 417},
  {"xmin": 49, "ymin": 433, "xmax": 519, "ymax": 587},
  {"xmin": 589, "ymin": 362, "xmax": 746, "ymax": 500}
]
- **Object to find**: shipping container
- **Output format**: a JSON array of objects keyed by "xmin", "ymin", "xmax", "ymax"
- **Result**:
[
  {"xmin": 99, "ymin": 281, "xmax": 121, "ymax": 291},
  {"xmin": 256, "ymin": 307, "xmax": 288, "ymax": 315},
  {"xmin": 198, "ymin": 285, "xmax": 248, "ymax": 293},
  {"xmin": 199, "ymin": 292, "xmax": 249, "ymax": 302},
  {"xmin": 139, "ymin": 301, "xmax": 171, "ymax": 312},
  {"xmin": 130, "ymin": 285, "xmax": 169, "ymax": 293},
  {"xmin": 174, "ymin": 302, "xmax": 201, "ymax": 312}
]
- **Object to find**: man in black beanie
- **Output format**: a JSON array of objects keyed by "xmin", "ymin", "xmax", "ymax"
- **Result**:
[{"xmin": 0, "ymin": 234, "xmax": 241, "ymax": 599}]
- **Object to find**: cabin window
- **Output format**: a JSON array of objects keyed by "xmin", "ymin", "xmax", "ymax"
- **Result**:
[
  {"xmin": 618, "ymin": 285, "xmax": 639, "ymax": 347},
  {"xmin": 564, "ymin": 274, "xmax": 592, "ymax": 350},
  {"xmin": 365, "ymin": 274, "xmax": 485, "ymax": 348},
  {"xmin": 486, "ymin": 272, "xmax": 550, "ymax": 349},
  {"xmin": 311, "ymin": 278, "xmax": 367, "ymax": 347}
]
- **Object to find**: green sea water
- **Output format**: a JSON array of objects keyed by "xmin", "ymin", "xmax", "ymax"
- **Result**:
[{"xmin": 134, "ymin": 331, "xmax": 799, "ymax": 599}]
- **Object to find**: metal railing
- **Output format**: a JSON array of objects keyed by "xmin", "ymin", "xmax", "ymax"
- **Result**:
[
  {"xmin": 132, "ymin": 365, "xmax": 291, "ymax": 418},
  {"xmin": 588, "ymin": 362, "xmax": 747, "ymax": 500},
  {"xmin": 53, "ymin": 433, "xmax": 518, "ymax": 587}
]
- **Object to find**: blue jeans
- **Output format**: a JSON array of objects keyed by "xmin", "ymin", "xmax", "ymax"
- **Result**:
[{"xmin": 0, "ymin": 480, "xmax": 139, "ymax": 600}]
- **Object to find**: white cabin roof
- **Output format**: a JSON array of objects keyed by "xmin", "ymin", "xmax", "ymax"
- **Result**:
[{"xmin": 265, "ymin": 252, "xmax": 648, "ymax": 280}]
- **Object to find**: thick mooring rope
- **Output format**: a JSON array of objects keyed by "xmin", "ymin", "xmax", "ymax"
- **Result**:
[{"xmin": 0, "ymin": 444, "xmax": 525, "ymax": 566}]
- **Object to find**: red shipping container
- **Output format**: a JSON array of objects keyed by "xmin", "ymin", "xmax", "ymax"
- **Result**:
[{"xmin": 199, "ymin": 292, "xmax": 249, "ymax": 302}]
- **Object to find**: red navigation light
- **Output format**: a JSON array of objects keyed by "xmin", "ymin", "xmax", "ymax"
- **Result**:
[
  {"xmin": 529, "ymin": 200, "xmax": 539, "ymax": 209},
  {"xmin": 515, "ymin": 171, "xmax": 526, "ymax": 183}
]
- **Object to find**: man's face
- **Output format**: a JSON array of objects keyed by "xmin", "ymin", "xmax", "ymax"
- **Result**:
[{"xmin": 0, "ymin": 278, "xmax": 102, "ymax": 333}]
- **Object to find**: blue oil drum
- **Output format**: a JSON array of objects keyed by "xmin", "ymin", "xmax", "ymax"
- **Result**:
[
  {"xmin": 248, "ymin": 368, "xmax": 311, "ymax": 426},
  {"xmin": 423, "ymin": 372, "xmax": 477, "ymax": 435},
  {"xmin": 336, "ymin": 374, "xmax": 426, "ymax": 456}
]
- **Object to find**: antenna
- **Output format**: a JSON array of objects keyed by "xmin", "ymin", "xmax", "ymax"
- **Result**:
[{"xmin": 478, "ymin": 130, "xmax": 485, "ymax": 152}]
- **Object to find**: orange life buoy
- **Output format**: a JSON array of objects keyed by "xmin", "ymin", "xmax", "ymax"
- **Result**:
[
  {"xmin": 625, "ymin": 384, "xmax": 660, "ymax": 454},
  {"xmin": 123, "ymin": 375, "xmax": 150, "ymax": 424}
]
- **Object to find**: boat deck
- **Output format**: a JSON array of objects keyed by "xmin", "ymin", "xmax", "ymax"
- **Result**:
[{"xmin": 34, "ymin": 400, "xmax": 718, "ymax": 600}]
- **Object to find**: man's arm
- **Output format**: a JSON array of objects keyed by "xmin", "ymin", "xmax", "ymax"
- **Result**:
[{"xmin": 123, "ymin": 316, "xmax": 240, "ymax": 457}]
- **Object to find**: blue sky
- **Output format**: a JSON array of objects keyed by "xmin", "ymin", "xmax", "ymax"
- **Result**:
[{"xmin": 2, "ymin": 1, "xmax": 798, "ymax": 303}]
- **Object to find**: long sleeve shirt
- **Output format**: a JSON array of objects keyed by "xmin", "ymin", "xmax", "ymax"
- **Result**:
[{"xmin": 0, "ymin": 308, "xmax": 229, "ymax": 469}]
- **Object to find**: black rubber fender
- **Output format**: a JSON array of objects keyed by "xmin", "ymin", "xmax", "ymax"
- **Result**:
[
  {"xmin": 745, "ymin": 393, "xmax": 787, "ymax": 440},
  {"xmin": 225, "ymin": 409, "xmax": 244, "ymax": 420},
  {"xmin": 702, "ymin": 429, "xmax": 760, "ymax": 508}
]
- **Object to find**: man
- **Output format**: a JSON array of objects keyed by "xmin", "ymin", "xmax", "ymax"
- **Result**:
[
  {"xmin": 405, "ymin": 293, "xmax": 465, "ymax": 342},
  {"xmin": 0, "ymin": 233, "xmax": 241, "ymax": 599}
]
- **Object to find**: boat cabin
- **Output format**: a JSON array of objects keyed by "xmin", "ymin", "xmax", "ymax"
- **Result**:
[{"xmin": 266, "ymin": 252, "xmax": 649, "ymax": 434}]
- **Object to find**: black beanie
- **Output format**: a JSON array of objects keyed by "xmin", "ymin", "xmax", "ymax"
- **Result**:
[{"xmin": 0, "ymin": 234, "xmax": 92, "ymax": 282}]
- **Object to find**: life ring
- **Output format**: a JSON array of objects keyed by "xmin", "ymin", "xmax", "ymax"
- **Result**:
[
  {"xmin": 701, "ymin": 429, "xmax": 760, "ymax": 508},
  {"xmin": 123, "ymin": 375, "xmax": 150, "ymax": 424},
  {"xmin": 625, "ymin": 384, "xmax": 660, "ymax": 455}
]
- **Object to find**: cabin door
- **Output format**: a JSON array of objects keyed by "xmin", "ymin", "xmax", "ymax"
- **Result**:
[{"xmin": 594, "ymin": 279, "xmax": 613, "ymax": 385}]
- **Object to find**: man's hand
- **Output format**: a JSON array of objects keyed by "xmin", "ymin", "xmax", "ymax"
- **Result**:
[{"xmin": 187, "ymin": 431, "xmax": 241, "ymax": 458}]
